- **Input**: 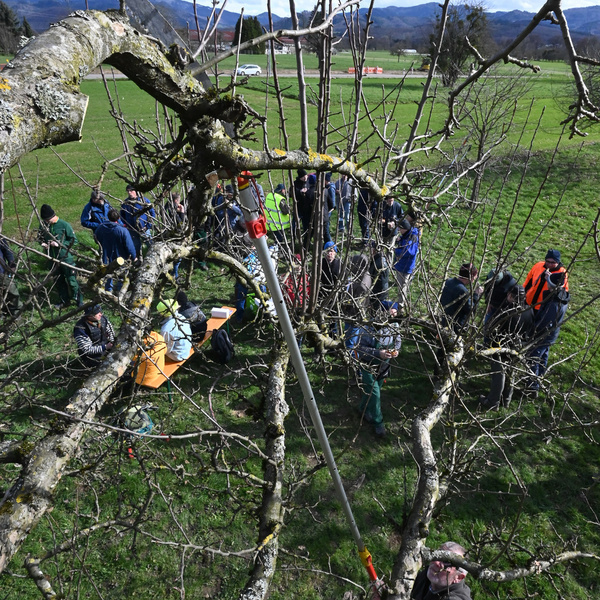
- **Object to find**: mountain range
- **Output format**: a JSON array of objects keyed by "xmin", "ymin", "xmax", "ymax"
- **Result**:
[{"xmin": 8, "ymin": 1, "xmax": 600, "ymax": 45}]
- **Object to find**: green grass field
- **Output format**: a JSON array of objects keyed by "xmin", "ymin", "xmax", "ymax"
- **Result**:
[{"xmin": 1, "ymin": 51, "xmax": 600, "ymax": 599}]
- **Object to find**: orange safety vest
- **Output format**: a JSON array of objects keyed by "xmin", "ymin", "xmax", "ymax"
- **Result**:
[{"xmin": 524, "ymin": 261, "xmax": 568, "ymax": 309}]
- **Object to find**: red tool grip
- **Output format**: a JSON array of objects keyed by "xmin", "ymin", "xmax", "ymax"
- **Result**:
[{"xmin": 245, "ymin": 216, "xmax": 267, "ymax": 239}]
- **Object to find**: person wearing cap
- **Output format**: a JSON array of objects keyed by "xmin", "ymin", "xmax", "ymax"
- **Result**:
[
  {"xmin": 523, "ymin": 249, "xmax": 569, "ymax": 311},
  {"xmin": 0, "ymin": 239, "xmax": 22, "ymax": 316},
  {"xmin": 73, "ymin": 304, "xmax": 115, "ymax": 367},
  {"xmin": 264, "ymin": 183, "xmax": 291, "ymax": 243},
  {"xmin": 393, "ymin": 218, "xmax": 420, "ymax": 309},
  {"xmin": 353, "ymin": 303, "xmax": 402, "ymax": 438},
  {"xmin": 527, "ymin": 270, "xmax": 570, "ymax": 394},
  {"xmin": 80, "ymin": 190, "xmax": 114, "ymax": 233},
  {"xmin": 37, "ymin": 204, "xmax": 82, "ymax": 309},
  {"xmin": 440, "ymin": 263, "xmax": 484, "ymax": 332},
  {"xmin": 479, "ymin": 284, "xmax": 534, "ymax": 409},
  {"xmin": 411, "ymin": 541, "xmax": 472, "ymax": 600},
  {"xmin": 158, "ymin": 299, "xmax": 193, "ymax": 361},
  {"xmin": 120, "ymin": 184, "xmax": 156, "ymax": 256},
  {"xmin": 94, "ymin": 209, "xmax": 137, "ymax": 292}
]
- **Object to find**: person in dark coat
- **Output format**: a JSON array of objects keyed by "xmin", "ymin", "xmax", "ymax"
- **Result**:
[
  {"xmin": 73, "ymin": 304, "xmax": 115, "ymax": 367},
  {"xmin": 175, "ymin": 290, "xmax": 208, "ymax": 340},
  {"xmin": 320, "ymin": 241, "xmax": 341, "ymax": 300},
  {"xmin": 95, "ymin": 209, "xmax": 137, "ymax": 292},
  {"xmin": 411, "ymin": 541, "xmax": 472, "ymax": 600},
  {"xmin": 480, "ymin": 284, "xmax": 534, "ymax": 409},
  {"xmin": 357, "ymin": 187, "xmax": 375, "ymax": 241},
  {"xmin": 378, "ymin": 195, "xmax": 404, "ymax": 243},
  {"xmin": 120, "ymin": 184, "xmax": 156, "ymax": 257},
  {"xmin": 483, "ymin": 269, "xmax": 517, "ymax": 324},
  {"xmin": 294, "ymin": 169, "xmax": 311, "ymax": 237},
  {"xmin": 440, "ymin": 263, "xmax": 484, "ymax": 332},
  {"xmin": 527, "ymin": 271, "xmax": 570, "ymax": 393},
  {"xmin": 0, "ymin": 239, "xmax": 22, "ymax": 315},
  {"xmin": 80, "ymin": 190, "xmax": 113, "ymax": 233}
]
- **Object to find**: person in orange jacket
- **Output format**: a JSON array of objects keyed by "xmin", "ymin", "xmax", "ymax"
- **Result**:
[{"xmin": 523, "ymin": 249, "xmax": 568, "ymax": 311}]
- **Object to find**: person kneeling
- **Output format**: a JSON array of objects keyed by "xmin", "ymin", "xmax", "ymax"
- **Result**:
[{"xmin": 73, "ymin": 304, "xmax": 115, "ymax": 368}]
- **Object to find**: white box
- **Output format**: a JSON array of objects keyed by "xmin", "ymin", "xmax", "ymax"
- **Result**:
[{"xmin": 211, "ymin": 307, "xmax": 231, "ymax": 318}]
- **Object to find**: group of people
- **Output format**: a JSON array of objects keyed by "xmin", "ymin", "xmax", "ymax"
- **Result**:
[
  {"xmin": 33, "ymin": 184, "xmax": 155, "ymax": 309},
  {"xmin": 440, "ymin": 250, "xmax": 570, "ymax": 408},
  {"xmin": 74, "ymin": 290, "xmax": 207, "ymax": 370}
]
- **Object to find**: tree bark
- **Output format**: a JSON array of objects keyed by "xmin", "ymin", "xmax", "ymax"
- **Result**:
[
  {"xmin": 388, "ymin": 341, "xmax": 465, "ymax": 600},
  {"xmin": 0, "ymin": 240, "xmax": 176, "ymax": 574},
  {"xmin": 239, "ymin": 348, "xmax": 289, "ymax": 600}
]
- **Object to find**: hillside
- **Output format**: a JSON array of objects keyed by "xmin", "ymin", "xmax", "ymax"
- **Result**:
[{"xmin": 6, "ymin": 0, "xmax": 600, "ymax": 50}]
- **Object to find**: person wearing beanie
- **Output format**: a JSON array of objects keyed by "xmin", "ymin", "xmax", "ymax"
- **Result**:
[
  {"xmin": 158, "ymin": 299, "xmax": 193, "ymax": 361},
  {"xmin": 523, "ymin": 249, "xmax": 569, "ymax": 311},
  {"xmin": 80, "ymin": 190, "xmax": 114, "ymax": 233},
  {"xmin": 393, "ymin": 218, "xmax": 420, "ymax": 309},
  {"xmin": 440, "ymin": 263, "xmax": 484, "ymax": 332},
  {"xmin": 95, "ymin": 209, "xmax": 137, "ymax": 292},
  {"xmin": 73, "ymin": 304, "xmax": 115, "ymax": 368},
  {"xmin": 37, "ymin": 204, "xmax": 82, "ymax": 309}
]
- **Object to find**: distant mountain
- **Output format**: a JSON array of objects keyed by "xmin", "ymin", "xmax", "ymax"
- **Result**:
[{"xmin": 6, "ymin": 1, "xmax": 600, "ymax": 45}]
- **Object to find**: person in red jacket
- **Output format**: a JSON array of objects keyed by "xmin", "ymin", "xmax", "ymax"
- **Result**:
[{"xmin": 523, "ymin": 249, "xmax": 568, "ymax": 311}]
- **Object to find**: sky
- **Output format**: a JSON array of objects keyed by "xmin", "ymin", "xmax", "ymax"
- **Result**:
[{"xmin": 206, "ymin": 0, "xmax": 600, "ymax": 18}]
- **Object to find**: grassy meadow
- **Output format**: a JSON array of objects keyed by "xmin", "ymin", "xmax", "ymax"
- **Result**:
[{"xmin": 1, "ymin": 53, "xmax": 600, "ymax": 600}]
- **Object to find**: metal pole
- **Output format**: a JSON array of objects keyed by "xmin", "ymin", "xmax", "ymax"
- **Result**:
[{"xmin": 235, "ymin": 173, "xmax": 381, "ymax": 590}]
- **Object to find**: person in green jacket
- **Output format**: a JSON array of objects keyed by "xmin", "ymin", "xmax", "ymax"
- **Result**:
[{"xmin": 38, "ymin": 204, "xmax": 82, "ymax": 309}]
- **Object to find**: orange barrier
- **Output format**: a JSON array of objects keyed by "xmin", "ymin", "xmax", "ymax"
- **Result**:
[{"xmin": 347, "ymin": 67, "xmax": 383, "ymax": 74}]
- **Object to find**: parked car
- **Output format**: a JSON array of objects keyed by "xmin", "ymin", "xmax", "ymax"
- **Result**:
[{"xmin": 236, "ymin": 64, "xmax": 262, "ymax": 76}]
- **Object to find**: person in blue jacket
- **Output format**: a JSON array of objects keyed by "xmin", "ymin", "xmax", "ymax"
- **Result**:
[
  {"xmin": 393, "ymin": 218, "xmax": 419, "ymax": 308},
  {"xmin": 80, "ymin": 190, "xmax": 113, "ymax": 234},
  {"xmin": 120, "ymin": 184, "xmax": 155, "ymax": 256},
  {"xmin": 95, "ymin": 209, "xmax": 137, "ymax": 292}
]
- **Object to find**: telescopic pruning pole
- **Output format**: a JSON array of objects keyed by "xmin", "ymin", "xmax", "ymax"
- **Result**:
[{"xmin": 235, "ymin": 172, "xmax": 382, "ymax": 595}]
